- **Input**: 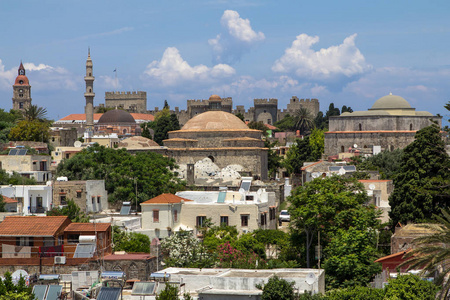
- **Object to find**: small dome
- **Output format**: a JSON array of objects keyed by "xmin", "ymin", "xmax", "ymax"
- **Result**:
[
  {"xmin": 370, "ymin": 94, "xmax": 412, "ymax": 110},
  {"xmin": 14, "ymin": 75, "xmax": 29, "ymax": 85},
  {"xmin": 98, "ymin": 109, "xmax": 136, "ymax": 124},
  {"xmin": 209, "ymin": 94, "xmax": 221, "ymax": 101},
  {"xmin": 181, "ymin": 111, "xmax": 249, "ymax": 131},
  {"xmin": 118, "ymin": 136, "xmax": 159, "ymax": 148}
]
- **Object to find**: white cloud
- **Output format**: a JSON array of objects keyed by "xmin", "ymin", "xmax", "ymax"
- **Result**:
[
  {"xmin": 0, "ymin": 60, "xmax": 78, "ymax": 91},
  {"xmin": 272, "ymin": 33, "xmax": 371, "ymax": 80},
  {"xmin": 142, "ymin": 47, "xmax": 235, "ymax": 86},
  {"xmin": 209, "ymin": 10, "xmax": 265, "ymax": 64}
]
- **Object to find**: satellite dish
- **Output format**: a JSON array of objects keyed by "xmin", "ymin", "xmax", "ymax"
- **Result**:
[
  {"xmin": 305, "ymin": 272, "xmax": 316, "ymax": 285},
  {"xmin": 74, "ymin": 141, "xmax": 82, "ymax": 147},
  {"xmin": 311, "ymin": 172, "xmax": 320, "ymax": 179},
  {"xmin": 353, "ymin": 144, "xmax": 358, "ymax": 148},
  {"xmin": 369, "ymin": 184, "xmax": 376, "ymax": 190},
  {"xmin": 257, "ymin": 189, "xmax": 263, "ymax": 196},
  {"xmin": 338, "ymin": 167, "xmax": 346, "ymax": 175},
  {"xmin": 239, "ymin": 188, "xmax": 245, "ymax": 194}
]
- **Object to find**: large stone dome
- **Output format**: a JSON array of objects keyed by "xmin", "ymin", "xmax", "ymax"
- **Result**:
[
  {"xmin": 181, "ymin": 111, "xmax": 250, "ymax": 131},
  {"xmin": 370, "ymin": 94, "xmax": 412, "ymax": 110},
  {"xmin": 98, "ymin": 109, "xmax": 136, "ymax": 124},
  {"xmin": 118, "ymin": 136, "xmax": 159, "ymax": 148}
]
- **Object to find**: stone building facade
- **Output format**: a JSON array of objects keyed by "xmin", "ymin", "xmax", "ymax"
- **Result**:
[
  {"xmin": 52, "ymin": 180, "xmax": 108, "ymax": 213},
  {"xmin": 324, "ymin": 94, "xmax": 441, "ymax": 156},
  {"xmin": 163, "ymin": 111, "xmax": 268, "ymax": 180},
  {"xmin": 101, "ymin": 91, "xmax": 147, "ymax": 113}
]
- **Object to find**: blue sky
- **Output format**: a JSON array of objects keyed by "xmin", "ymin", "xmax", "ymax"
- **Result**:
[{"xmin": 0, "ymin": 0, "xmax": 449, "ymax": 122}]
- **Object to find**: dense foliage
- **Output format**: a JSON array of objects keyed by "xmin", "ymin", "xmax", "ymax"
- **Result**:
[
  {"xmin": 112, "ymin": 226, "xmax": 150, "ymax": 253},
  {"xmin": 256, "ymin": 276, "xmax": 295, "ymax": 300},
  {"xmin": 389, "ymin": 124, "xmax": 450, "ymax": 225},
  {"xmin": 141, "ymin": 107, "xmax": 181, "ymax": 145},
  {"xmin": 56, "ymin": 144, "xmax": 186, "ymax": 204},
  {"xmin": 0, "ymin": 109, "xmax": 21, "ymax": 143},
  {"xmin": 155, "ymin": 283, "xmax": 192, "ymax": 300},
  {"xmin": 288, "ymin": 176, "xmax": 381, "ymax": 272},
  {"xmin": 283, "ymin": 137, "xmax": 313, "ymax": 175},
  {"xmin": 46, "ymin": 199, "xmax": 90, "ymax": 222},
  {"xmin": 0, "ymin": 272, "xmax": 34, "ymax": 299},
  {"xmin": 8, "ymin": 119, "xmax": 50, "ymax": 143},
  {"xmin": 353, "ymin": 149, "xmax": 403, "ymax": 180},
  {"xmin": 0, "ymin": 169, "xmax": 37, "ymax": 185}
]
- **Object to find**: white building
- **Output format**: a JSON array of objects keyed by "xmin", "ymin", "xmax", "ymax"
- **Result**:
[
  {"xmin": 0, "ymin": 184, "xmax": 52, "ymax": 215},
  {"xmin": 139, "ymin": 188, "xmax": 277, "ymax": 240}
]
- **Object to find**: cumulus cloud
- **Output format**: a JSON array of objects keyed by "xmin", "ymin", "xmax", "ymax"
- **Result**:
[
  {"xmin": 272, "ymin": 33, "xmax": 371, "ymax": 80},
  {"xmin": 142, "ymin": 47, "xmax": 235, "ymax": 86},
  {"xmin": 98, "ymin": 75, "xmax": 122, "ymax": 90},
  {"xmin": 0, "ymin": 60, "xmax": 78, "ymax": 91},
  {"xmin": 209, "ymin": 10, "xmax": 265, "ymax": 64}
]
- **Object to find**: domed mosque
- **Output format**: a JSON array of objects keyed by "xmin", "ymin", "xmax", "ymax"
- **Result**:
[
  {"xmin": 95, "ymin": 108, "xmax": 141, "ymax": 136},
  {"xmin": 324, "ymin": 93, "xmax": 441, "ymax": 156},
  {"xmin": 163, "ymin": 108, "xmax": 268, "ymax": 180}
]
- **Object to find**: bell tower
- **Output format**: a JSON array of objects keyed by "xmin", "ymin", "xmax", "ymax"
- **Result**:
[
  {"xmin": 84, "ymin": 48, "xmax": 95, "ymax": 132},
  {"xmin": 12, "ymin": 62, "xmax": 32, "ymax": 111}
]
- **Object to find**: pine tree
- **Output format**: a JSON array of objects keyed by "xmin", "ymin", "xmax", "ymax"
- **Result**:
[{"xmin": 389, "ymin": 124, "xmax": 450, "ymax": 225}]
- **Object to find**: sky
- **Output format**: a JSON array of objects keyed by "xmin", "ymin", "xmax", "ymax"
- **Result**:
[{"xmin": 0, "ymin": 0, "xmax": 449, "ymax": 123}]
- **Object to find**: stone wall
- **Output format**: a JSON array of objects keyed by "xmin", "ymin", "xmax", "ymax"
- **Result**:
[
  {"xmin": 329, "ymin": 115, "xmax": 441, "ymax": 131},
  {"xmin": 105, "ymin": 91, "xmax": 147, "ymax": 113},
  {"xmin": 168, "ymin": 130, "xmax": 263, "ymax": 148}
]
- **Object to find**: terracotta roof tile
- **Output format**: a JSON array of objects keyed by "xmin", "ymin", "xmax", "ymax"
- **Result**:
[
  {"xmin": 57, "ymin": 113, "xmax": 154, "ymax": 122},
  {"xmin": 375, "ymin": 249, "xmax": 411, "ymax": 262},
  {"xmin": 141, "ymin": 193, "xmax": 193, "ymax": 204},
  {"xmin": 0, "ymin": 195, "xmax": 17, "ymax": 203},
  {"xmin": 301, "ymin": 160, "xmax": 324, "ymax": 171},
  {"xmin": 0, "ymin": 216, "xmax": 70, "ymax": 237},
  {"xmin": 64, "ymin": 223, "xmax": 111, "ymax": 232}
]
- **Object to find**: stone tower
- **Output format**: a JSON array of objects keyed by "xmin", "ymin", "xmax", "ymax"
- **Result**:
[
  {"xmin": 84, "ymin": 49, "xmax": 95, "ymax": 131},
  {"xmin": 12, "ymin": 62, "xmax": 32, "ymax": 111}
]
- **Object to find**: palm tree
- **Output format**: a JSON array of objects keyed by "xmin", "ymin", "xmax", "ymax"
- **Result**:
[
  {"xmin": 400, "ymin": 209, "xmax": 450, "ymax": 299},
  {"xmin": 23, "ymin": 105, "xmax": 48, "ymax": 122},
  {"xmin": 294, "ymin": 107, "xmax": 315, "ymax": 135}
]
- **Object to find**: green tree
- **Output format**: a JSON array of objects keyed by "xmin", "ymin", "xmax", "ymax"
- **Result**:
[
  {"xmin": 248, "ymin": 121, "xmax": 269, "ymax": 136},
  {"xmin": 266, "ymin": 140, "xmax": 282, "ymax": 178},
  {"xmin": 140, "ymin": 122, "xmax": 153, "ymax": 139},
  {"xmin": 274, "ymin": 114, "xmax": 296, "ymax": 132},
  {"xmin": 235, "ymin": 112, "xmax": 245, "ymax": 121},
  {"xmin": 8, "ymin": 120, "xmax": 50, "ymax": 142},
  {"xmin": 0, "ymin": 272, "xmax": 34, "ymax": 299},
  {"xmin": 0, "ymin": 170, "xmax": 37, "ymax": 185},
  {"xmin": 323, "ymin": 227, "xmax": 382, "ymax": 289},
  {"xmin": 384, "ymin": 274, "xmax": 438, "ymax": 300},
  {"xmin": 354, "ymin": 149, "xmax": 403, "ymax": 180},
  {"xmin": 294, "ymin": 108, "xmax": 315, "ymax": 135},
  {"xmin": 325, "ymin": 286, "xmax": 383, "ymax": 300},
  {"xmin": 203, "ymin": 225, "xmax": 239, "ymax": 251},
  {"xmin": 288, "ymin": 176, "xmax": 380, "ymax": 268},
  {"xmin": 155, "ymin": 283, "xmax": 192, "ymax": 300},
  {"xmin": 56, "ymin": 144, "xmax": 185, "ymax": 205},
  {"xmin": 46, "ymin": 199, "xmax": 90, "ymax": 222},
  {"xmin": 283, "ymin": 137, "xmax": 313, "ymax": 175},
  {"xmin": 400, "ymin": 209, "xmax": 450, "ymax": 299},
  {"xmin": 151, "ymin": 108, "xmax": 181, "ymax": 145},
  {"xmin": 0, "ymin": 196, "xmax": 6, "ymax": 213},
  {"xmin": 389, "ymin": 124, "xmax": 450, "ymax": 225},
  {"xmin": 22, "ymin": 105, "xmax": 48, "ymax": 122},
  {"xmin": 112, "ymin": 226, "xmax": 150, "ymax": 253},
  {"xmin": 256, "ymin": 275, "xmax": 295, "ymax": 300},
  {"xmin": 309, "ymin": 128, "xmax": 324, "ymax": 160},
  {"xmin": 341, "ymin": 105, "xmax": 353, "ymax": 114}
]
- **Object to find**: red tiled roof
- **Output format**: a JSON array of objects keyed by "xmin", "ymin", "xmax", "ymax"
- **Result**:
[
  {"xmin": 300, "ymin": 160, "xmax": 324, "ymax": 171},
  {"xmin": 0, "ymin": 195, "xmax": 17, "ymax": 203},
  {"xmin": 359, "ymin": 180, "xmax": 392, "ymax": 183},
  {"xmin": 375, "ymin": 249, "xmax": 411, "ymax": 262},
  {"xmin": 58, "ymin": 113, "xmax": 154, "ymax": 122},
  {"xmin": 103, "ymin": 253, "xmax": 154, "ymax": 260},
  {"xmin": 0, "ymin": 216, "xmax": 70, "ymax": 237},
  {"xmin": 141, "ymin": 193, "xmax": 193, "ymax": 204},
  {"xmin": 64, "ymin": 223, "xmax": 111, "ymax": 232}
]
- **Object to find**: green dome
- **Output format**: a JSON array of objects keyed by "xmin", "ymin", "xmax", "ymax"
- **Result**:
[{"xmin": 370, "ymin": 94, "xmax": 412, "ymax": 110}]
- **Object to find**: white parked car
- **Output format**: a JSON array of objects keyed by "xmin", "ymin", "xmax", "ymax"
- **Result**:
[{"xmin": 279, "ymin": 210, "xmax": 290, "ymax": 222}]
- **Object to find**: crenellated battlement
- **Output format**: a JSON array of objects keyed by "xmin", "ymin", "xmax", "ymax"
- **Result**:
[
  {"xmin": 105, "ymin": 91, "xmax": 146, "ymax": 99},
  {"xmin": 254, "ymin": 98, "xmax": 278, "ymax": 105}
]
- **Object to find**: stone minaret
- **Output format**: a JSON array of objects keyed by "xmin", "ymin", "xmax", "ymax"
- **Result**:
[
  {"xmin": 12, "ymin": 62, "xmax": 32, "ymax": 111},
  {"xmin": 84, "ymin": 49, "xmax": 95, "ymax": 132}
]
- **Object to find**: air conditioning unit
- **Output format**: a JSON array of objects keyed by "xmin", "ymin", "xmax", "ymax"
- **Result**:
[{"xmin": 54, "ymin": 256, "xmax": 66, "ymax": 264}]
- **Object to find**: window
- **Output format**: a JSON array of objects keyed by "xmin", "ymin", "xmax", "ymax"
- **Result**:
[
  {"xmin": 58, "ymin": 235, "xmax": 64, "ymax": 245},
  {"xmin": 60, "ymin": 195, "xmax": 67, "ymax": 205},
  {"xmin": 92, "ymin": 196, "xmax": 95, "ymax": 204},
  {"xmin": 174, "ymin": 209, "xmax": 178, "ymax": 222},
  {"xmin": 410, "ymin": 124, "xmax": 413, "ymax": 130},
  {"xmin": 241, "ymin": 215, "xmax": 249, "ymax": 227},
  {"xmin": 245, "ymin": 195, "xmax": 254, "ymax": 201},
  {"xmin": 153, "ymin": 210, "xmax": 159, "ymax": 222},
  {"xmin": 196, "ymin": 216, "xmax": 206, "ymax": 227},
  {"xmin": 359, "ymin": 123, "xmax": 362, "ymax": 131},
  {"xmin": 19, "ymin": 102, "xmax": 24, "ymax": 109},
  {"xmin": 16, "ymin": 237, "xmax": 33, "ymax": 247},
  {"xmin": 97, "ymin": 197, "xmax": 100, "ymax": 204},
  {"xmin": 19, "ymin": 94, "xmax": 23, "ymax": 97},
  {"xmin": 220, "ymin": 216, "xmax": 229, "ymax": 226},
  {"xmin": 261, "ymin": 213, "xmax": 267, "ymax": 226},
  {"xmin": 36, "ymin": 196, "xmax": 43, "ymax": 208},
  {"xmin": 43, "ymin": 237, "xmax": 53, "ymax": 247},
  {"xmin": 76, "ymin": 191, "xmax": 82, "ymax": 198},
  {"xmin": 67, "ymin": 234, "xmax": 79, "ymax": 244},
  {"xmin": 65, "ymin": 154, "xmax": 70, "ymax": 159}
]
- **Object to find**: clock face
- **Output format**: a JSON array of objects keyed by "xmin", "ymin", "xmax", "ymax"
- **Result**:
[
  {"xmin": 19, "ymin": 80, "xmax": 23, "ymax": 84},
  {"xmin": 19, "ymin": 89, "xmax": 23, "ymax": 93},
  {"xmin": 19, "ymin": 70, "xmax": 25, "ymax": 75}
]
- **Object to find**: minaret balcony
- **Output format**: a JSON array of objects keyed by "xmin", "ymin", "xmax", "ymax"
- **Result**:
[
  {"xmin": 84, "ymin": 92, "xmax": 95, "ymax": 97},
  {"xmin": 84, "ymin": 76, "xmax": 95, "ymax": 80}
]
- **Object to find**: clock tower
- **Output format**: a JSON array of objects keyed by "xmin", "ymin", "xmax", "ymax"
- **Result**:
[{"xmin": 12, "ymin": 62, "xmax": 32, "ymax": 111}]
